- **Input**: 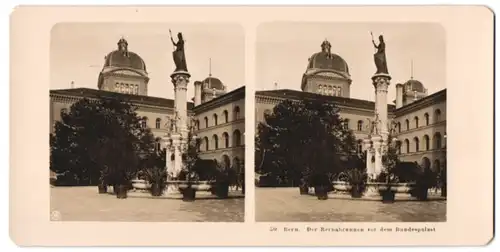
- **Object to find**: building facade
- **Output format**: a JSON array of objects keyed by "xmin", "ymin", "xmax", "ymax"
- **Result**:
[
  {"xmin": 255, "ymin": 39, "xmax": 446, "ymax": 172},
  {"xmin": 50, "ymin": 38, "xmax": 245, "ymax": 170},
  {"xmin": 192, "ymin": 86, "xmax": 245, "ymax": 173}
]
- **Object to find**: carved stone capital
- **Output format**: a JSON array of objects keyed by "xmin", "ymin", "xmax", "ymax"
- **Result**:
[
  {"xmin": 171, "ymin": 71, "xmax": 191, "ymax": 87},
  {"xmin": 372, "ymin": 73, "xmax": 391, "ymax": 90}
]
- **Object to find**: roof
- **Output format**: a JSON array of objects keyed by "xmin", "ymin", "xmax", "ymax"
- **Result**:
[
  {"xmin": 104, "ymin": 50, "xmax": 147, "ymax": 72},
  {"xmin": 404, "ymin": 79, "xmax": 425, "ymax": 93},
  {"xmin": 192, "ymin": 86, "xmax": 245, "ymax": 113},
  {"xmin": 202, "ymin": 77, "xmax": 224, "ymax": 90},
  {"xmin": 307, "ymin": 52, "xmax": 349, "ymax": 73},
  {"xmin": 256, "ymin": 89, "xmax": 396, "ymax": 112},
  {"xmin": 50, "ymin": 88, "xmax": 194, "ymax": 110},
  {"xmin": 394, "ymin": 88, "xmax": 446, "ymax": 115}
]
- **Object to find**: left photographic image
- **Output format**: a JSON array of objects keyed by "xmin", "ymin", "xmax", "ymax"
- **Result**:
[{"xmin": 49, "ymin": 23, "xmax": 246, "ymax": 222}]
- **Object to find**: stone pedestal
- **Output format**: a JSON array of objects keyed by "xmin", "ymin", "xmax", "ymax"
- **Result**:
[
  {"xmin": 372, "ymin": 135, "xmax": 383, "ymax": 176},
  {"xmin": 363, "ymin": 138, "xmax": 375, "ymax": 179},
  {"xmin": 163, "ymin": 136, "xmax": 173, "ymax": 175},
  {"xmin": 171, "ymin": 133, "xmax": 182, "ymax": 178}
]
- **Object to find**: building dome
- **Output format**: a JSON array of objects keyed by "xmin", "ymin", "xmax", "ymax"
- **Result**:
[
  {"xmin": 202, "ymin": 76, "xmax": 225, "ymax": 90},
  {"xmin": 306, "ymin": 39, "xmax": 349, "ymax": 74},
  {"xmin": 404, "ymin": 79, "xmax": 425, "ymax": 93},
  {"xmin": 103, "ymin": 38, "xmax": 147, "ymax": 72}
]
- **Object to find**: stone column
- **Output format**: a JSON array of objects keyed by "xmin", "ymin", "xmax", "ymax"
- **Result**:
[
  {"xmin": 171, "ymin": 71, "xmax": 191, "ymax": 140},
  {"xmin": 363, "ymin": 138, "xmax": 374, "ymax": 179},
  {"xmin": 163, "ymin": 136, "xmax": 172, "ymax": 174},
  {"xmin": 372, "ymin": 74, "xmax": 391, "ymax": 136},
  {"xmin": 372, "ymin": 135, "xmax": 383, "ymax": 176},
  {"xmin": 171, "ymin": 133, "xmax": 182, "ymax": 178}
]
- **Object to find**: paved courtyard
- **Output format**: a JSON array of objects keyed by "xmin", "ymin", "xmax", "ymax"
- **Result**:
[
  {"xmin": 50, "ymin": 187, "xmax": 244, "ymax": 222},
  {"xmin": 255, "ymin": 188, "xmax": 446, "ymax": 222}
]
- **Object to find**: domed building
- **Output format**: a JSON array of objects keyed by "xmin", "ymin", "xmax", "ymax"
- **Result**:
[
  {"xmin": 255, "ymin": 38, "xmax": 447, "ymax": 177},
  {"xmin": 394, "ymin": 77, "xmax": 429, "ymax": 108},
  {"xmin": 193, "ymin": 75, "xmax": 228, "ymax": 104},
  {"xmin": 97, "ymin": 38, "xmax": 150, "ymax": 96},
  {"xmin": 301, "ymin": 39, "xmax": 352, "ymax": 98},
  {"xmin": 50, "ymin": 37, "xmax": 245, "ymax": 175}
]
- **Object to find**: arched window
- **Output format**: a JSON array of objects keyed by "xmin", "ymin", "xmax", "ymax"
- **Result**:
[
  {"xmin": 222, "ymin": 132, "xmax": 229, "ymax": 148},
  {"xmin": 423, "ymin": 135, "xmax": 430, "ymax": 151},
  {"xmin": 154, "ymin": 138, "xmax": 161, "ymax": 152},
  {"xmin": 357, "ymin": 120, "xmax": 363, "ymax": 131},
  {"xmin": 213, "ymin": 113, "xmax": 218, "ymax": 126},
  {"xmin": 434, "ymin": 109, "xmax": 442, "ymax": 123},
  {"xmin": 196, "ymin": 120, "xmax": 200, "ymax": 130},
  {"xmin": 357, "ymin": 140, "xmax": 363, "ymax": 153},
  {"xmin": 204, "ymin": 137, "xmax": 209, "ymax": 151},
  {"xmin": 212, "ymin": 134, "xmax": 219, "ymax": 149},
  {"xmin": 397, "ymin": 122, "xmax": 401, "ymax": 133},
  {"xmin": 233, "ymin": 130, "xmax": 242, "ymax": 147},
  {"xmin": 204, "ymin": 117, "xmax": 208, "ymax": 128},
  {"xmin": 221, "ymin": 155, "xmax": 231, "ymax": 169},
  {"xmin": 343, "ymin": 119, "xmax": 350, "ymax": 130},
  {"xmin": 223, "ymin": 110, "xmax": 229, "ymax": 123},
  {"xmin": 404, "ymin": 139, "xmax": 410, "ymax": 153},
  {"xmin": 405, "ymin": 119, "xmax": 410, "ymax": 131},
  {"xmin": 234, "ymin": 106, "xmax": 241, "ymax": 120},
  {"xmin": 318, "ymin": 85, "xmax": 323, "ymax": 94},
  {"xmin": 434, "ymin": 159, "xmax": 441, "ymax": 173},
  {"xmin": 414, "ymin": 116, "xmax": 419, "ymax": 128},
  {"xmin": 414, "ymin": 137, "xmax": 420, "ymax": 152},
  {"xmin": 155, "ymin": 118, "xmax": 161, "ymax": 129},
  {"xmin": 424, "ymin": 113, "xmax": 430, "ymax": 126},
  {"xmin": 141, "ymin": 117, "xmax": 148, "ymax": 129},
  {"xmin": 434, "ymin": 132, "xmax": 442, "ymax": 149}
]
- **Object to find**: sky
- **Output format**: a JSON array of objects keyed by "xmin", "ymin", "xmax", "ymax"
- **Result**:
[
  {"xmin": 50, "ymin": 23, "xmax": 245, "ymax": 100},
  {"xmin": 256, "ymin": 22, "xmax": 446, "ymax": 102}
]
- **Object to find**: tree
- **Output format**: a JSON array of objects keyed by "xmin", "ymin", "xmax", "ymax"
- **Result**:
[
  {"xmin": 255, "ymin": 99, "xmax": 357, "ymax": 187},
  {"xmin": 50, "ymin": 96, "xmax": 155, "ymax": 186},
  {"xmin": 380, "ymin": 134, "xmax": 400, "ymax": 183}
]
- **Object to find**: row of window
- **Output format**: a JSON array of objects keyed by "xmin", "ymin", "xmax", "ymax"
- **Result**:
[
  {"xmin": 197, "ymin": 106, "xmax": 242, "ymax": 130},
  {"xmin": 355, "ymin": 132, "xmax": 445, "ymax": 155},
  {"xmin": 343, "ymin": 108, "xmax": 443, "ymax": 133},
  {"xmin": 400, "ymin": 132, "xmax": 445, "ymax": 153},
  {"xmin": 318, "ymin": 84, "xmax": 342, "ymax": 97},
  {"xmin": 115, "ymin": 82, "xmax": 139, "ymax": 95},
  {"xmin": 396, "ymin": 109, "xmax": 443, "ymax": 133},
  {"xmin": 199, "ymin": 130, "xmax": 243, "ymax": 151}
]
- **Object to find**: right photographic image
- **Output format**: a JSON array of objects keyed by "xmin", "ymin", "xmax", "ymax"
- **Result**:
[{"xmin": 254, "ymin": 22, "xmax": 447, "ymax": 222}]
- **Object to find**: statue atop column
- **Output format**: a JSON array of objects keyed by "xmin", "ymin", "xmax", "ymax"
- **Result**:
[
  {"xmin": 169, "ymin": 29, "xmax": 188, "ymax": 72},
  {"xmin": 371, "ymin": 32, "xmax": 388, "ymax": 75}
]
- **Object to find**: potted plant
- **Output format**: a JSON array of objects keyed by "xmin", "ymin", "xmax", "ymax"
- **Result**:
[
  {"xmin": 343, "ymin": 168, "xmax": 366, "ymax": 198},
  {"xmin": 299, "ymin": 176, "xmax": 309, "ymax": 195},
  {"xmin": 414, "ymin": 167, "xmax": 435, "ymax": 201},
  {"xmin": 97, "ymin": 166, "xmax": 109, "ymax": 194},
  {"xmin": 440, "ymin": 166, "xmax": 447, "ymax": 197},
  {"xmin": 298, "ymin": 167, "xmax": 311, "ymax": 195},
  {"xmin": 214, "ymin": 168, "xmax": 230, "ymax": 199},
  {"xmin": 181, "ymin": 170, "xmax": 198, "ymax": 202},
  {"xmin": 377, "ymin": 172, "xmax": 396, "ymax": 203},
  {"xmin": 379, "ymin": 135, "xmax": 400, "ymax": 203},
  {"xmin": 114, "ymin": 171, "xmax": 130, "ymax": 199},
  {"xmin": 144, "ymin": 166, "xmax": 167, "ymax": 197},
  {"xmin": 239, "ymin": 169, "xmax": 245, "ymax": 195},
  {"xmin": 310, "ymin": 173, "xmax": 330, "ymax": 200}
]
